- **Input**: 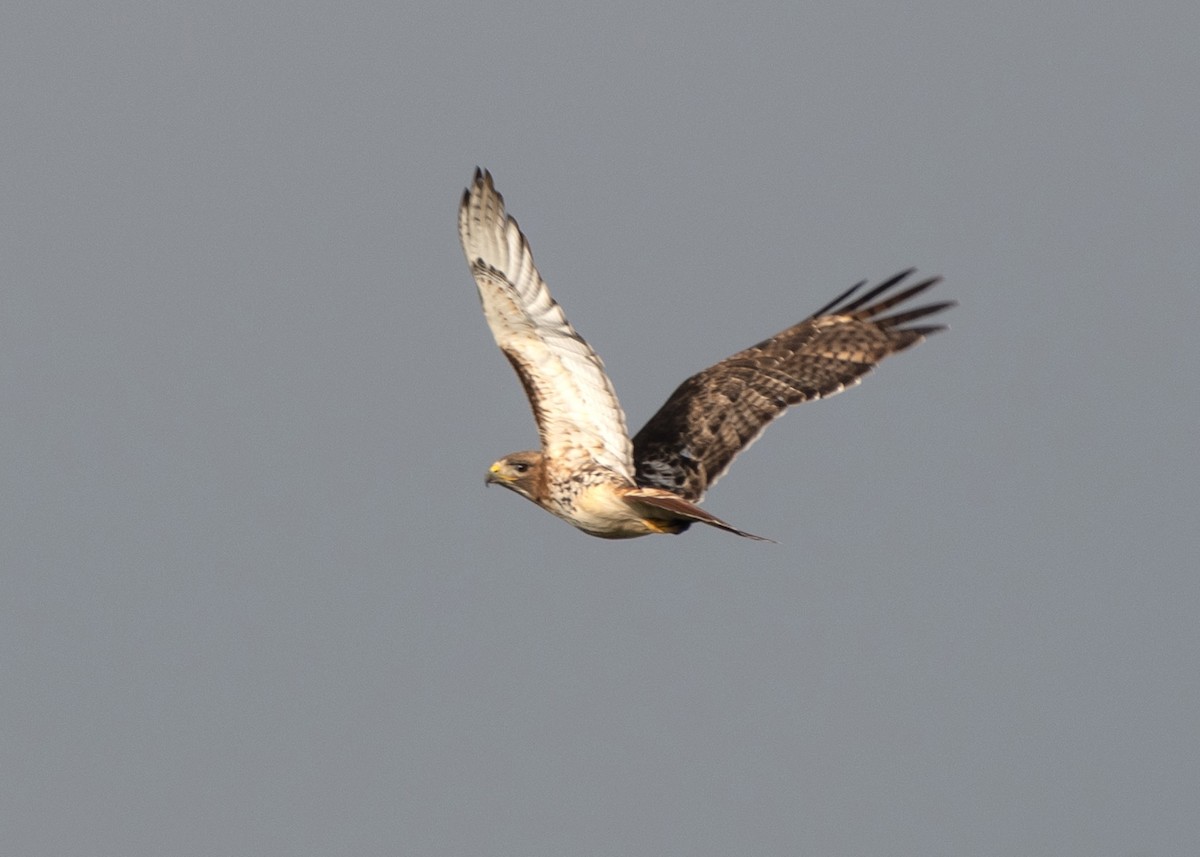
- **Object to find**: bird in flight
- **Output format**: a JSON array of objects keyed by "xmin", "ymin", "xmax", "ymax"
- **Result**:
[{"xmin": 459, "ymin": 169, "xmax": 952, "ymax": 540}]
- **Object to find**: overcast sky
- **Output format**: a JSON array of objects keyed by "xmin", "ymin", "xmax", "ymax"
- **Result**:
[{"xmin": 3, "ymin": 2, "xmax": 1198, "ymax": 855}]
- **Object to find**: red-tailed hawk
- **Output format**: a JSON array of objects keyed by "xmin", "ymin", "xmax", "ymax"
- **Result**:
[{"xmin": 459, "ymin": 169, "xmax": 952, "ymax": 540}]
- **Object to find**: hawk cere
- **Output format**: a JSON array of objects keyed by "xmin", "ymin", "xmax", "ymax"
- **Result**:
[{"xmin": 459, "ymin": 169, "xmax": 953, "ymax": 540}]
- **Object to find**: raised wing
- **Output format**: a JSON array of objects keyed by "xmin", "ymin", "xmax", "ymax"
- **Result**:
[
  {"xmin": 632, "ymin": 270, "xmax": 953, "ymax": 501},
  {"xmin": 459, "ymin": 169, "xmax": 633, "ymax": 478}
]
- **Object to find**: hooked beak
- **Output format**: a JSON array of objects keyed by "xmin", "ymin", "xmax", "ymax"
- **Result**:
[{"xmin": 485, "ymin": 463, "xmax": 505, "ymax": 486}]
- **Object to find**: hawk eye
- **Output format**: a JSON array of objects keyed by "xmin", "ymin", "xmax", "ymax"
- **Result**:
[{"xmin": 512, "ymin": 461, "xmax": 530, "ymax": 474}]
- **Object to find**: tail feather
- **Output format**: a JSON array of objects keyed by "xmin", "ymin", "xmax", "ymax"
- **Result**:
[{"xmin": 626, "ymin": 488, "xmax": 775, "ymax": 542}]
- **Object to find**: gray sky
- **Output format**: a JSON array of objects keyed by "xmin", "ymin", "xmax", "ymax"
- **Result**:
[{"xmin": 3, "ymin": 2, "xmax": 1198, "ymax": 854}]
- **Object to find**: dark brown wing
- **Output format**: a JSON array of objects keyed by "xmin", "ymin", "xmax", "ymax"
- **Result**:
[{"xmin": 631, "ymin": 269, "xmax": 953, "ymax": 501}]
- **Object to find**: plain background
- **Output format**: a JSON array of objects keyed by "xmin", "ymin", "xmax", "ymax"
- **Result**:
[{"xmin": 3, "ymin": 2, "xmax": 1198, "ymax": 855}]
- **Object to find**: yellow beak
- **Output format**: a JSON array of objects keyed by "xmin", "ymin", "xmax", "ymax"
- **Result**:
[{"xmin": 485, "ymin": 462, "xmax": 507, "ymax": 485}]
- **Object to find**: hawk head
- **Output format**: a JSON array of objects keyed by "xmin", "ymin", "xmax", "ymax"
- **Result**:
[{"xmin": 485, "ymin": 451, "xmax": 545, "ymax": 502}]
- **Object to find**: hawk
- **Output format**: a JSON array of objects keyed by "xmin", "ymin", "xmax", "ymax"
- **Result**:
[{"xmin": 459, "ymin": 169, "xmax": 952, "ymax": 540}]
